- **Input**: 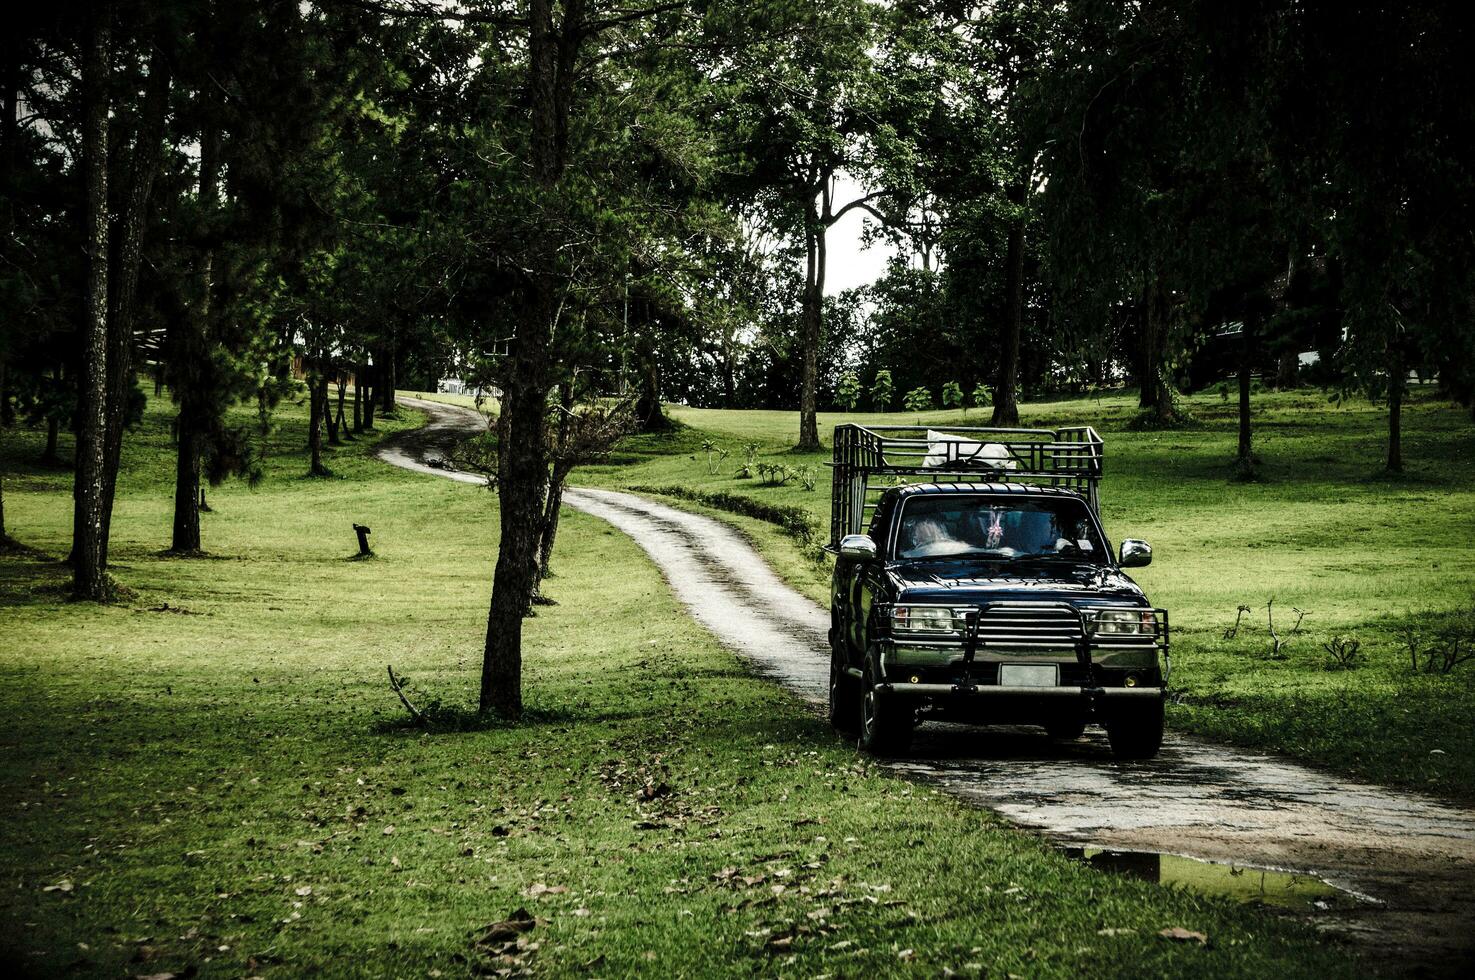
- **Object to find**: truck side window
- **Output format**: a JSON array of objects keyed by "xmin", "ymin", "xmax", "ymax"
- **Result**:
[{"xmin": 868, "ymin": 496, "xmax": 892, "ymax": 544}]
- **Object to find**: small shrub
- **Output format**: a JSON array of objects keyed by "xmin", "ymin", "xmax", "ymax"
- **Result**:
[
  {"xmin": 1223, "ymin": 603, "xmax": 1252, "ymax": 640},
  {"xmin": 836, "ymin": 371, "xmax": 862, "ymax": 412},
  {"xmin": 1398, "ymin": 624, "xmax": 1419, "ymax": 673},
  {"xmin": 700, "ymin": 439, "xmax": 728, "ymax": 475},
  {"xmin": 794, "ymin": 464, "xmax": 817, "ymax": 492},
  {"xmin": 734, "ymin": 442, "xmax": 760, "ymax": 479},
  {"xmin": 941, "ymin": 380, "xmax": 963, "ymax": 412},
  {"xmin": 1323, "ymin": 636, "xmax": 1362, "ymax": 671},
  {"xmin": 903, "ymin": 386, "xmax": 933, "ymax": 416},
  {"xmin": 757, "ymin": 462, "xmax": 796, "ymax": 487},
  {"xmin": 970, "ymin": 382, "xmax": 992, "ymax": 411},
  {"xmin": 1395, "ymin": 604, "xmax": 1475, "ymax": 675},
  {"xmin": 1264, "ymin": 597, "xmax": 1299, "ymax": 659},
  {"xmin": 869, "ymin": 370, "xmax": 894, "ymax": 412},
  {"xmin": 625, "ymin": 484, "xmax": 819, "ymax": 546}
]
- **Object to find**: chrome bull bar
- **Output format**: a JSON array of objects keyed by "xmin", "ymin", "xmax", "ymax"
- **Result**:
[{"xmin": 866, "ymin": 600, "xmax": 1171, "ymax": 699}]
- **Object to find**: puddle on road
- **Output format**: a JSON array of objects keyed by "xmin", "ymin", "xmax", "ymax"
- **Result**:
[{"xmin": 1063, "ymin": 847, "xmax": 1358, "ymax": 910}]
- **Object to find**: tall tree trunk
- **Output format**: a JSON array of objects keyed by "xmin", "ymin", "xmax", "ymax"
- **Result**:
[
  {"xmin": 73, "ymin": 2, "xmax": 111, "ymax": 599},
  {"xmin": 362, "ymin": 366, "xmax": 376, "ymax": 430},
  {"xmin": 1274, "ymin": 350, "xmax": 1299, "ymax": 389},
  {"xmin": 992, "ymin": 177, "xmax": 1027, "ymax": 426},
  {"xmin": 324, "ymin": 374, "xmax": 341, "ymax": 446},
  {"xmin": 100, "ymin": 49, "xmax": 171, "ymax": 558},
  {"xmin": 0, "ymin": 364, "xmax": 7, "ymax": 543},
  {"xmin": 380, "ymin": 338, "xmax": 396, "ymax": 413},
  {"xmin": 334, "ymin": 375, "xmax": 349, "ymax": 440},
  {"xmin": 170, "ymin": 407, "xmax": 201, "ymax": 551},
  {"xmin": 352, "ymin": 374, "xmax": 363, "ymax": 432},
  {"xmin": 1236, "ymin": 314, "xmax": 1257, "ymax": 468},
  {"xmin": 1387, "ymin": 341, "xmax": 1403, "ymax": 473},
  {"xmin": 536, "ymin": 381, "xmax": 575, "ymax": 582},
  {"xmin": 1, "ymin": 36, "xmax": 16, "ymax": 537},
  {"xmin": 308, "ymin": 372, "xmax": 328, "ymax": 475},
  {"xmin": 632, "ymin": 321, "xmax": 669, "ymax": 431},
  {"xmin": 537, "ymin": 478, "xmax": 564, "ymax": 581},
  {"xmin": 1138, "ymin": 273, "xmax": 1174, "ymax": 419},
  {"xmin": 481, "ymin": 0, "xmax": 578, "ymax": 719},
  {"xmin": 797, "ymin": 201, "xmax": 823, "ymax": 451},
  {"xmin": 44, "ymin": 404, "xmax": 60, "ymax": 464},
  {"xmin": 170, "ymin": 120, "xmax": 221, "ymax": 553}
]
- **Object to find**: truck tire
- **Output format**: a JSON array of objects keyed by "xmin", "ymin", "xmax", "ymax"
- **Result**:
[
  {"xmin": 859, "ymin": 655, "xmax": 913, "ymax": 756},
  {"xmin": 1105, "ymin": 699, "xmax": 1164, "ymax": 760},
  {"xmin": 829, "ymin": 647, "xmax": 860, "ymax": 734}
]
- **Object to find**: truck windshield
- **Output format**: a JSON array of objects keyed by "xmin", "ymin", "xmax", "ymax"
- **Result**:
[{"xmin": 894, "ymin": 495, "xmax": 1107, "ymax": 563}]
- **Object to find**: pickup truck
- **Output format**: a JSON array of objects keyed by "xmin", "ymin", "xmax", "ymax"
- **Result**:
[{"xmin": 826, "ymin": 425, "xmax": 1169, "ymax": 759}]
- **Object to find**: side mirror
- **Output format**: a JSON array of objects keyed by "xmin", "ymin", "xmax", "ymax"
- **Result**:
[
  {"xmin": 839, "ymin": 533, "xmax": 878, "ymax": 562},
  {"xmin": 1119, "ymin": 539, "xmax": 1152, "ymax": 568}
]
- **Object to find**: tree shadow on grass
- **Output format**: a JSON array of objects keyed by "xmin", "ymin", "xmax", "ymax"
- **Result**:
[{"xmin": 373, "ymin": 698, "xmax": 579, "ymax": 735}]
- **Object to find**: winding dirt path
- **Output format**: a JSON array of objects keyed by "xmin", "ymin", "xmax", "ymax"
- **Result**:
[{"xmin": 384, "ymin": 397, "xmax": 1475, "ymax": 973}]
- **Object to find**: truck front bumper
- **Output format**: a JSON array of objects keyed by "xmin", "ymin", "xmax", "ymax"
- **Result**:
[{"xmin": 877, "ymin": 681, "xmax": 1163, "ymax": 699}]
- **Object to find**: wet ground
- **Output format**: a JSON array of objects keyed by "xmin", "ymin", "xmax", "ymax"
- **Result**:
[{"xmin": 385, "ymin": 398, "xmax": 1475, "ymax": 975}]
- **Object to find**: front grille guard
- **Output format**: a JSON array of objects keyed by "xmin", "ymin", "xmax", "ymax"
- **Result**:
[{"xmin": 887, "ymin": 601, "xmax": 1171, "ymax": 692}]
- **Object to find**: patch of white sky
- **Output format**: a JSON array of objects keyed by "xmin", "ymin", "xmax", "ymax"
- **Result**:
[{"xmin": 824, "ymin": 170, "xmax": 905, "ymax": 295}]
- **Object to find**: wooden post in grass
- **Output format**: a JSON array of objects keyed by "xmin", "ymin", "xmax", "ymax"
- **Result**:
[{"xmin": 353, "ymin": 523, "xmax": 372, "ymax": 557}]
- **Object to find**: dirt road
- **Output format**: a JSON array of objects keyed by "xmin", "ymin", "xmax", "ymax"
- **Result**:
[{"xmin": 384, "ymin": 397, "xmax": 1475, "ymax": 973}]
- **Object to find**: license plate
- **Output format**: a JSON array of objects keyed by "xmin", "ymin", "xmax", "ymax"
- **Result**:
[{"xmin": 999, "ymin": 664, "xmax": 1059, "ymax": 687}]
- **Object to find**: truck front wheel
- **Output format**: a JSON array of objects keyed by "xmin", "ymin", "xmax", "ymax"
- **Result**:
[
  {"xmin": 859, "ymin": 655, "xmax": 913, "ymax": 756},
  {"xmin": 828, "ymin": 647, "xmax": 860, "ymax": 734},
  {"xmin": 1104, "ymin": 699, "xmax": 1164, "ymax": 760}
]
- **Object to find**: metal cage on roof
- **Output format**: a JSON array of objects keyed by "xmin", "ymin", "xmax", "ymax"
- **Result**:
[{"xmin": 827, "ymin": 424, "xmax": 1104, "ymax": 549}]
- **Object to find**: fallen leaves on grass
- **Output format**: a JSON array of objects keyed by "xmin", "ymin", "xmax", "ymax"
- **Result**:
[
  {"xmin": 476, "ymin": 909, "xmax": 536, "ymax": 945},
  {"xmin": 471, "ymin": 907, "xmax": 539, "ymax": 977},
  {"xmin": 522, "ymin": 882, "xmax": 569, "ymax": 899}
]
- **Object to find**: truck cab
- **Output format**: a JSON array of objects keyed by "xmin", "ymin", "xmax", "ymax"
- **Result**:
[{"xmin": 826, "ymin": 425, "xmax": 1169, "ymax": 759}]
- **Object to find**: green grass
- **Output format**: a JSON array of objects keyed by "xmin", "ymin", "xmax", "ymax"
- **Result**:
[
  {"xmin": 579, "ymin": 387, "xmax": 1475, "ymax": 798},
  {"xmin": 397, "ymin": 389, "xmax": 499, "ymax": 414},
  {"xmin": 0, "ymin": 391, "xmax": 1355, "ymax": 976}
]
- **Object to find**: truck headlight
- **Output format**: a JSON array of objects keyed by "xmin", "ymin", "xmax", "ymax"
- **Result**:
[
  {"xmin": 893, "ymin": 606, "xmax": 955, "ymax": 633},
  {"xmin": 1095, "ymin": 609, "xmax": 1157, "ymax": 635}
]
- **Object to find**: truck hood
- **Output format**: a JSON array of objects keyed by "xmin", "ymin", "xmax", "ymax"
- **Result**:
[{"xmin": 885, "ymin": 558, "xmax": 1148, "ymax": 607}]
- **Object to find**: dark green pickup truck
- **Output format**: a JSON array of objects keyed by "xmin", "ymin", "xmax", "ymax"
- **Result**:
[{"xmin": 825, "ymin": 424, "xmax": 1169, "ymax": 759}]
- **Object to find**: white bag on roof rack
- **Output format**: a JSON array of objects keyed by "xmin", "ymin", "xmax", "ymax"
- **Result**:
[{"xmin": 922, "ymin": 430, "xmax": 1019, "ymax": 470}]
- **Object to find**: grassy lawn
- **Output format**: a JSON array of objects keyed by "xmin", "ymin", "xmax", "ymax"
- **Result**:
[
  {"xmin": 0, "ymin": 392, "xmax": 1356, "ymax": 977},
  {"xmin": 578, "ymin": 388, "xmax": 1475, "ymax": 799}
]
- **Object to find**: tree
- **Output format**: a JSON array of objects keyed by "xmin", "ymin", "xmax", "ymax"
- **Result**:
[
  {"xmin": 869, "ymin": 369, "xmax": 894, "ymax": 412},
  {"xmin": 1270, "ymin": 1, "xmax": 1475, "ymax": 471},
  {"xmin": 73, "ymin": 1, "xmax": 113, "ymax": 598},
  {"xmin": 720, "ymin": 0, "xmax": 906, "ymax": 450},
  {"xmin": 836, "ymin": 370, "xmax": 861, "ymax": 412},
  {"xmin": 100, "ymin": 29, "xmax": 173, "ymax": 556},
  {"xmin": 902, "ymin": 385, "xmax": 932, "ymax": 416},
  {"xmin": 941, "ymin": 380, "xmax": 963, "ymax": 411},
  {"xmin": 361, "ymin": 0, "xmax": 731, "ymax": 719}
]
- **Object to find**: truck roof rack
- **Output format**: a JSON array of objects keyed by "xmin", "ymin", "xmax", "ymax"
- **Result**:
[{"xmin": 828, "ymin": 423, "xmax": 1104, "ymax": 549}]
